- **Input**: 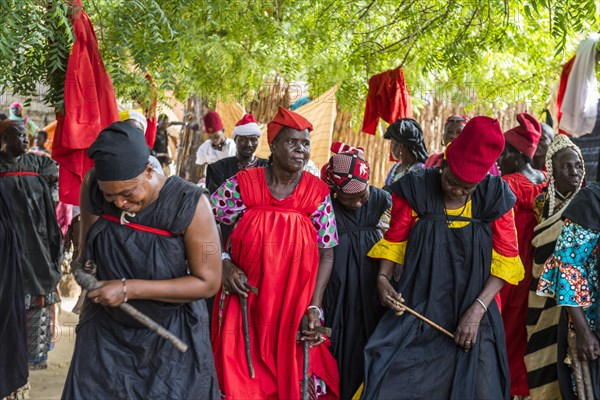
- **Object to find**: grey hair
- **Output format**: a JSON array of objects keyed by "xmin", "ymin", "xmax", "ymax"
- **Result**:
[{"xmin": 545, "ymin": 134, "xmax": 585, "ymax": 216}]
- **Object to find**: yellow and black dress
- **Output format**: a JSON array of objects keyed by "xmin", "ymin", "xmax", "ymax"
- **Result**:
[{"xmin": 362, "ymin": 168, "xmax": 523, "ymax": 399}]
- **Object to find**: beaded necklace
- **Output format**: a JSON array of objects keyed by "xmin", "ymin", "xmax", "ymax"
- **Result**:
[{"xmin": 444, "ymin": 195, "xmax": 470, "ymax": 227}]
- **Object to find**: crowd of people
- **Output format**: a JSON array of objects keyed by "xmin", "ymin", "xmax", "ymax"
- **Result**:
[{"xmin": 1, "ymin": 101, "xmax": 600, "ymax": 400}]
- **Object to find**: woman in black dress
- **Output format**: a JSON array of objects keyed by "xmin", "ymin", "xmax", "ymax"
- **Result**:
[
  {"xmin": 363, "ymin": 117, "xmax": 524, "ymax": 399},
  {"xmin": 322, "ymin": 142, "xmax": 391, "ymax": 400},
  {"xmin": 62, "ymin": 122, "xmax": 221, "ymax": 399}
]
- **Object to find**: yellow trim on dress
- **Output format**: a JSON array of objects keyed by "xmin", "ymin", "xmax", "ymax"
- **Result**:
[
  {"xmin": 367, "ymin": 238, "xmax": 407, "ymax": 265},
  {"xmin": 491, "ymin": 249, "xmax": 524, "ymax": 285},
  {"xmin": 412, "ymin": 200, "xmax": 473, "ymax": 228},
  {"xmin": 352, "ymin": 383, "xmax": 363, "ymax": 400}
]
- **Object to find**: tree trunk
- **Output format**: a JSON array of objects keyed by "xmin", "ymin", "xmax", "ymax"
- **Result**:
[{"xmin": 176, "ymin": 95, "xmax": 208, "ymax": 183}]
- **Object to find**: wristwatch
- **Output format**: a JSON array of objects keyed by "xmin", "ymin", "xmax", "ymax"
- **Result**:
[{"xmin": 221, "ymin": 252, "xmax": 231, "ymax": 261}]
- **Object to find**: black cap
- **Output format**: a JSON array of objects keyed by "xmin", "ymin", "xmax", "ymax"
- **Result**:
[{"xmin": 88, "ymin": 121, "xmax": 150, "ymax": 181}]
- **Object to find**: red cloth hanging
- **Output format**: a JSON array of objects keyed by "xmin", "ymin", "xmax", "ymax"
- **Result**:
[
  {"xmin": 52, "ymin": 0, "xmax": 119, "ymax": 205},
  {"xmin": 556, "ymin": 56, "xmax": 576, "ymax": 134},
  {"xmin": 144, "ymin": 74, "xmax": 157, "ymax": 148},
  {"xmin": 361, "ymin": 67, "xmax": 413, "ymax": 134}
]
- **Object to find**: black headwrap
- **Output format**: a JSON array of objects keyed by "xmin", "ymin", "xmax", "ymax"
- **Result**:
[
  {"xmin": 384, "ymin": 118, "xmax": 429, "ymax": 163},
  {"xmin": 88, "ymin": 121, "xmax": 150, "ymax": 181}
]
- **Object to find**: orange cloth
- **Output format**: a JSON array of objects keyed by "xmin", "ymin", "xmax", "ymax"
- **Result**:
[{"xmin": 361, "ymin": 67, "xmax": 413, "ymax": 134}]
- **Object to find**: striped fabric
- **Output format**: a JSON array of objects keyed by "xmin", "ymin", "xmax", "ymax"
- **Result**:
[{"xmin": 525, "ymin": 205, "xmax": 567, "ymax": 399}]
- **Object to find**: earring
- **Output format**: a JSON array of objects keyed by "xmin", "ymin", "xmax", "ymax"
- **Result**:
[
  {"xmin": 333, "ymin": 192, "xmax": 337, "ymax": 199},
  {"xmin": 439, "ymin": 168, "xmax": 443, "ymax": 175}
]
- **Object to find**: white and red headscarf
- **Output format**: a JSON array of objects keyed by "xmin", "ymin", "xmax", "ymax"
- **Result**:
[{"xmin": 322, "ymin": 141, "xmax": 370, "ymax": 194}]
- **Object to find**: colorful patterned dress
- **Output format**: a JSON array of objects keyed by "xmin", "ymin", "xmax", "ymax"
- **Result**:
[
  {"xmin": 537, "ymin": 182, "xmax": 600, "ymax": 399},
  {"xmin": 525, "ymin": 191, "xmax": 572, "ymax": 399}
]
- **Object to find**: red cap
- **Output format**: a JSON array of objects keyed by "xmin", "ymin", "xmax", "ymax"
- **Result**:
[
  {"xmin": 232, "ymin": 114, "xmax": 261, "ymax": 138},
  {"xmin": 10, "ymin": 102, "xmax": 22, "ymax": 108},
  {"xmin": 503, "ymin": 112, "xmax": 542, "ymax": 159},
  {"xmin": 446, "ymin": 116, "xmax": 505, "ymax": 184},
  {"xmin": 236, "ymin": 114, "xmax": 257, "ymax": 126},
  {"xmin": 267, "ymin": 106, "xmax": 313, "ymax": 144},
  {"xmin": 203, "ymin": 111, "xmax": 223, "ymax": 133}
]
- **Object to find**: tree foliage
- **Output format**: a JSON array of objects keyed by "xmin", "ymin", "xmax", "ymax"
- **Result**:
[
  {"xmin": 0, "ymin": 0, "xmax": 73, "ymax": 108},
  {"xmin": 0, "ymin": 0, "xmax": 597, "ymax": 116}
]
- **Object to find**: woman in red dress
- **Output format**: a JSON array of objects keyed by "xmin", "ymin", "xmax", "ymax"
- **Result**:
[
  {"xmin": 211, "ymin": 107, "xmax": 340, "ymax": 399},
  {"xmin": 497, "ymin": 112, "xmax": 548, "ymax": 398}
]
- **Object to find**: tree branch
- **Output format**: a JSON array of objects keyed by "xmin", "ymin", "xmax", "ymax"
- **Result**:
[
  {"xmin": 376, "ymin": 4, "xmax": 451, "ymax": 54},
  {"xmin": 356, "ymin": 0, "xmax": 377, "ymax": 20}
]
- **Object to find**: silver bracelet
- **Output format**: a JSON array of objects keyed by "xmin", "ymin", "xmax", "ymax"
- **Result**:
[
  {"xmin": 307, "ymin": 305, "xmax": 323, "ymax": 320},
  {"xmin": 475, "ymin": 298, "xmax": 487, "ymax": 312}
]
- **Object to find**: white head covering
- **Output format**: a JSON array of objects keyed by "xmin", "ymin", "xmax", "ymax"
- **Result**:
[
  {"xmin": 120, "ymin": 109, "xmax": 148, "ymax": 133},
  {"xmin": 232, "ymin": 114, "xmax": 261, "ymax": 139},
  {"xmin": 559, "ymin": 34, "xmax": 600, "ymax": 137}
]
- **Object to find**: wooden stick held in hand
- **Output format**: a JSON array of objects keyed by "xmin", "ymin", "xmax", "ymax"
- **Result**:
[
  {"xmin": 239, "ymin": 274, "xmax": 256, "ymax": 379},
  {"xmin": 300, "ymin": 315, "xmax": 310, "ymax": 400},
  {"xmin": 386, "ymin": 295, "xmax": 455, "ymax": 339},
  {"xmin": 567, "ymin": 329, "xmax": 587, "ymax": 399},
  {"xmin": 74, "ymin": 261, "xmax": 189, "ymax": 353}
]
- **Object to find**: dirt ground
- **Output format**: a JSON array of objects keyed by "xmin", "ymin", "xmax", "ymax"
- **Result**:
[{"xmin": 28, "ymin": 298, "xmax": 78, "ymax": 400}]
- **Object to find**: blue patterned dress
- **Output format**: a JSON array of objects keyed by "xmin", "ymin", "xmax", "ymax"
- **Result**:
[{"xmin": 537, "ymin": 220, "xmax": 600, "ymax": 331}]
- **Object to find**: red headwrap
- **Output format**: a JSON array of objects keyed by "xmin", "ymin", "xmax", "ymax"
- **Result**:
[
  {"xmin": 203, "ymin": 111, "xmax": 223, "ymax": 133},
  {"xmin": 322, "ymin": 141, "xmax": 369, "ymax": 194},
  {"xmin": 445, "ymin": 116, "xmax": 505, "ymax": 184},
  {"xmin": 503, "ymin": 112, "xmax": 542, "ymax": 159},
  {"xmin": 9, "ymin": 102, "xmax": 22, "ymax": 109},
  {"xmin": 267, "ymin": 106, "xmax": 313, "ymax": 144}
]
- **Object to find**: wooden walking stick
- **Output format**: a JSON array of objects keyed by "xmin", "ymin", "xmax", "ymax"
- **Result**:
[
  {"xmin": 567, "ymin": 329, "xmax": 587, "ymax": 399},
  {"xmin": 296, "ymin": 314, "xmax": 333, "ymax": 400},
  {"xmin": 239, "ymin": 274, "xmax": 258, "ymax": 379},
  {"xmin": 299, "ymin": 315, "xmax": 310, "ymax": 400},
  {"xmin": 582, "ymin": 360, "xmax": 594, "ymax": 400},
  {"xmin": 386, "ymin": 295, "xmax": 455, "ymax": 339},
  {"xmin": 73, "ymin": 260, "xmax": 189, "ymax": 353}
]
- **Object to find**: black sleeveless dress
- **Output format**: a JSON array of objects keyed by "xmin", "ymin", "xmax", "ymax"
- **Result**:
[
  {"xmin": 62, "ymin": 176, "xmax": 219, "ymax": 399},
  {"xmin": 362, "ymin": 168, "xmax": 514, "ymax": 400},
  {"xmin": 323, "ymin": 187, "xmax": 390, "ymax": 400}
]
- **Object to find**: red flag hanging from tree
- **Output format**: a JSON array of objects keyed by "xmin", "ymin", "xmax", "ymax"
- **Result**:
[{"xmin": 52, "ymin": 0, "xmax": 119, "ymax": 205}]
